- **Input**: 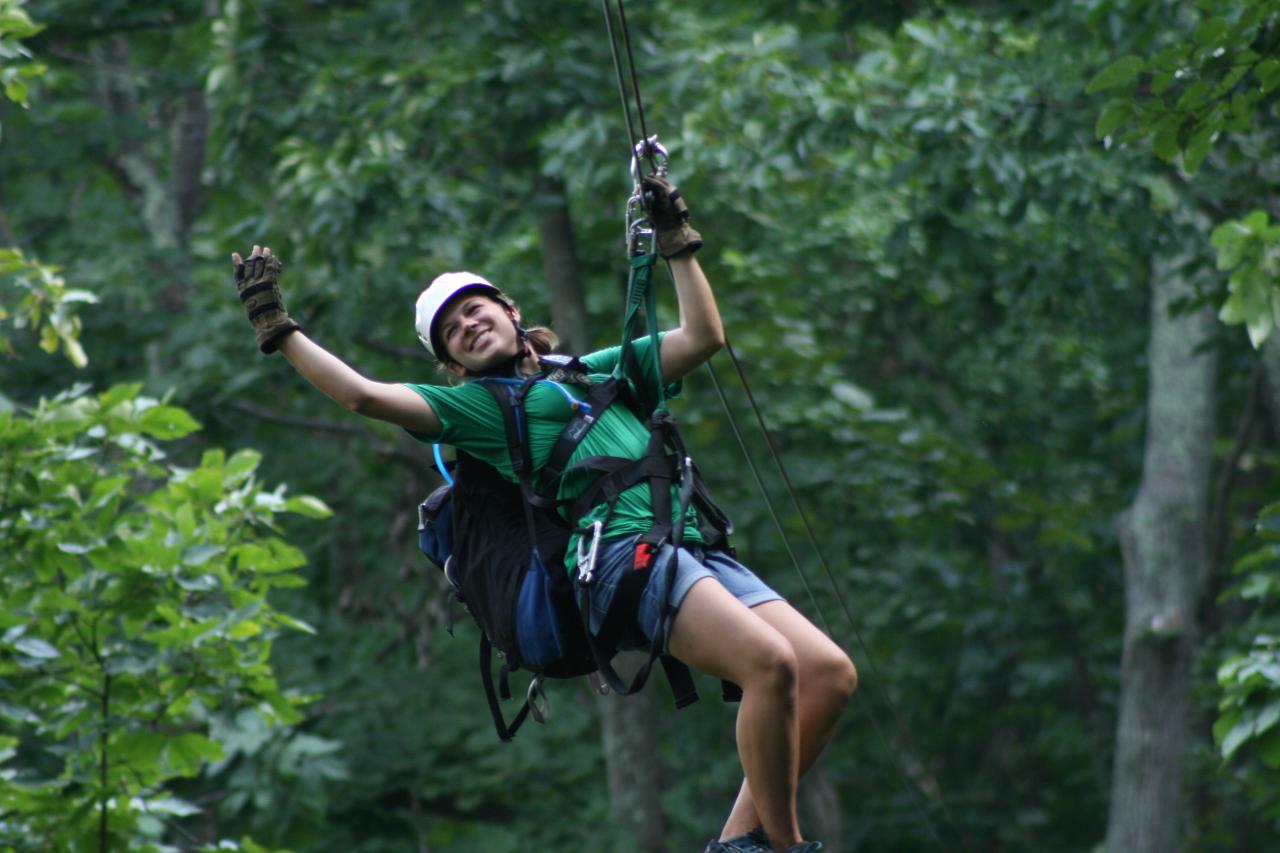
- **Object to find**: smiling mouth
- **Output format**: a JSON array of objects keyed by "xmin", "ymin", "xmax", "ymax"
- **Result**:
[{"xmin": 469, "ymin": 330, "xmax": 491, "ymax": 351}]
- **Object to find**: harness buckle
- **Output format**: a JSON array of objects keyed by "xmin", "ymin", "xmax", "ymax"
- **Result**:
[
  {"xmin": 576, "ymin": 520, "xmax": 604, "ymax": 585},
  {"xmin": 633, "ymin": 541, "xmax": 657, "ymax": 572}
]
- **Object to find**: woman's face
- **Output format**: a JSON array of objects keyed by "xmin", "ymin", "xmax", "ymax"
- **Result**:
[{"xmin": 437, "ymin": 293, "xmax": 520, "ymax": 374}]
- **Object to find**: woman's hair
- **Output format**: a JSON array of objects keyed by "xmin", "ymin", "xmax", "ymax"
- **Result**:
[{"xmin": 524, "ymin": 325, "xmax": 559, "ymax": 356}]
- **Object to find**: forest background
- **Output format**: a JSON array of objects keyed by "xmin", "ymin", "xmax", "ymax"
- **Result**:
[{"xmin": 3, "ymin": 0, "xmax": 1280, "ymax": 851}]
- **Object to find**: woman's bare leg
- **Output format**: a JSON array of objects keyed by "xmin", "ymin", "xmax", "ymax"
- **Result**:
[
  {"xmin": 715, "ymin": 601, "xmax": 858, "ymax": 847},
  {"xmin": 667, "ymin": 579, "xmax": 804, "ymax": 849}
]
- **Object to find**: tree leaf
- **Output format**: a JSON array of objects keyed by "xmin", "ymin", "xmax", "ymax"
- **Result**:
[
  {"xmin": 139, "ymin": 796, "xmax": 202, "ymax": 817},
  {"xmin": 1256, "ymin": 58, "xmax": 1280, "ymax": 93},
  {"xmin": 1095, "ymin": 99, "xmax": 1135, "ymax": 140},
  {"xmin": 1182, "ymin": 122, "xmax": 1217, "ymax": 173},
  {"xmin": 1086, "ymin": 55, "xmax": 1144, "ymax": 94},
  {"xmin": 165, "ymin": 732, "xmax": 224, "ymax": 777},
  {"xmin": 1243, "ymin": 209, "xmax": 1270, "ymax": 233},
  {"xmin": 1151, "ymin": 120, "xmax": 1183, "ymax": 162},
  {"xmin": 1193, "ymin": 18, "xmax": 1229, "ymax": 48},
  {"xmin": 137, "ymin": 406, "xmax": 201, "ymax": 439},
  {"xmin": 1221, "ymin": 714, "xmax": 1254, "ymax": 760},
  {"xmin": 902, "ymin": 20, "xmax": 943, "ymax": 50},
  {"xmin": 13, "ymin": 637, "xmax": 59, "ymax": 659},
  {"xmin": 283, "ymin": 495, "xmax": 333, "ymax": 519},
  {"xmin": 272, "ymin": 612, "xmax": 317, "ymax": 635},
  {"xmin": 181, "ymin": 544, "xmax": 223, "ymax": 567},
  {"xmin": 224, "ymin": 448, "xmax": 263, "ymax": 485},
  {"xmin": 1248, "ymin": 311, "xmax": 1275, "ymax": 349}
]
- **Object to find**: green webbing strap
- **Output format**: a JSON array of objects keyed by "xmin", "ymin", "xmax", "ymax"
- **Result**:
[{"xmin": 615, "ymin": 250, "xmax": 666, "ymax": 416}]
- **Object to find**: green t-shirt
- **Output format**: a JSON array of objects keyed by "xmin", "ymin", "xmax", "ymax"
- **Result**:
[{"xmin": 402, "ymin": 334, "xmax": 703, "ymax": 573}]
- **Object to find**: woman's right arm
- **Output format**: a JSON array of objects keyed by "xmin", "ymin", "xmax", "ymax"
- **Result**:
[
  {"xmin": 277, "ymin": 332, "xmax": 442, "ymax": 435},
  {"xmin": 231, "ymin": 245, "xmax": 440, "ymax": 435}
]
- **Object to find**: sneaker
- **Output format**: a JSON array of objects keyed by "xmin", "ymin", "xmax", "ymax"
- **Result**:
[
  {"xmin": 783, "ymin": 843, "xmax": 824, "ymax": 853},
  {"xmin": 704, "ymin": 827, "xmax": 770, "ymax": 852}
]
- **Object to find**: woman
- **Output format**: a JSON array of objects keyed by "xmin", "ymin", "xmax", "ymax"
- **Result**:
[{"xmin": 230, "ymin": 175, "xmax": 856, "ymax": 853}]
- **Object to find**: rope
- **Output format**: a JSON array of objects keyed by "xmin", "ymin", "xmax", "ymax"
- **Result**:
[
  {"xmin": 600, "ymin": 0, "xmax": 658, "ymax": 175},
  {"xmin": 599, "ymin": 0, "xmax": 639, "ymax": 170},
  {"xmin": 703, "ymin": 358, "xmax": 827, "ymax": 626},
  {"xmin": 611, "ymin": 0, "xmax": 656, "ymax": 174}
]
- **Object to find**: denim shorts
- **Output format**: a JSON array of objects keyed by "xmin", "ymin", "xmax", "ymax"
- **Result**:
[{"xmin": 576, "ymin": 534, "xmax": 782, "ymax": 652}]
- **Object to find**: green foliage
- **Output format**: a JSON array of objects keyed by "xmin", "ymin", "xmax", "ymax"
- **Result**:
[
  {"xmin": 0, "ymin": 381, "xmax": 325, "ymax": 850},
  {"xmin": 1214, "ymin": 210, "xmax": 1280, "ymax": 347},
  {"xmin": 0, "ymin": 0, "xmax": 45, "ymax": 130},
  {"xmin": 0, "ymin": 247, "xmax": 96, "ymax": 369},
  {"xmin": 0, "ymin": 3, "xmax": 86, "ymax": 372},
  {"xmin": 1215, "ymin": 636, "xmax": 1280, "ymax": 767},
  {"xmin": 1215, "ymin": 501, "xmax": 1280, "ymax": 788},
  {"xmin": 1087, "ymin": 0, "xmax": 1280, "ymax": 173},
  {"xmin": 3, "ymin": 0, "xmax": 1280, "ymax": 848}
]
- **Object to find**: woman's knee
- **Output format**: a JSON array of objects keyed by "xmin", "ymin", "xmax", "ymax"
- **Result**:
[
  {"xmin": 814, "ymin": 647, "xmax": 858, "ymax": 706},
  {"xmin": 741, "ymin": 632, "xmax": 800, "ymax": 695}
]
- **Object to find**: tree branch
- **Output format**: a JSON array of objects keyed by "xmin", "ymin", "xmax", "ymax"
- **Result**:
[
  {"xmin": 218, "ymin": 399, "xmax": 425, "ymax": 466},
  {"xmin": 98, "ymin": 670, "xmax": 111, "ymax": 852},
  {"xmin": 353, "ymin": 335, "xmax": 431, "ymax": 362}
]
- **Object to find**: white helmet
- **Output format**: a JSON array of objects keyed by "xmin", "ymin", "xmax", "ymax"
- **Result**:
[{"xmin": 414, "ymin": 271, "xmax": 505, "ymax": 359}]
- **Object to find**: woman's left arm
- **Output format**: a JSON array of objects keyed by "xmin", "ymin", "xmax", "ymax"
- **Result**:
[{"xmin": 660, "ymin": 252, "xmax": 726, "ymax": 383}]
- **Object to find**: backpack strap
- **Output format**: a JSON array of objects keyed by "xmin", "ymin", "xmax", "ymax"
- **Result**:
[
  {"xmin": 476, "ymin": 377, "xmax": 547, "ymax": 536},
  {"xmin": 536, "ymin": 377, "xmax": 622, "ymax": 493},
  {"xmin": 479, "ymin": 634, "xmax": 533, "ymax": 742}
]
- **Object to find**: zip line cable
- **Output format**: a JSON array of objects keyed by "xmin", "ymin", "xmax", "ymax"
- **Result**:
[
  {"xmin": 599, "ymin": 3, "xmax": 965, "ymax": 850},
  {"xmin": 700, "ymin": 357, "xmax": 828, "ymax": 627},
  {"xmin": 600, "ymin": 0, "xmax": 658, "ymax": 175}
]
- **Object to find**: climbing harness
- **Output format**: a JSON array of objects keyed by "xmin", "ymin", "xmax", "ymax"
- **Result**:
[{"xmin": 419, "ymin": 353, "xmax": 732, "ymax": 740}]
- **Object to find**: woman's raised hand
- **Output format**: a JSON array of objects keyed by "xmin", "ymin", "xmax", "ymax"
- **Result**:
[{"xmin": 230, "ymin": 244, "xmax": 301, "ymax": 353}]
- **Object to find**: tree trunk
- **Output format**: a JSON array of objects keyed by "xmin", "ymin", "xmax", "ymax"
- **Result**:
[
  {"xmin": 597, "ymin": 659, "xmax": 669, "ymax": 853},
  {"xmin": 1104, "ymin": 254, "xmax": 1216, "ymax": 853},
  {"xmin": 535, "ymin": 175, "xmax": 592, "ymax": 355},
  {"xmin": 534, "ymin": 175, "xmax": 669, "ymax": 851}
]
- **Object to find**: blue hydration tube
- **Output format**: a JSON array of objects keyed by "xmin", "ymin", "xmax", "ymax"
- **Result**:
[{"xmin": 433, "ymin": 443, "xmax": 454, "ymax": 486}]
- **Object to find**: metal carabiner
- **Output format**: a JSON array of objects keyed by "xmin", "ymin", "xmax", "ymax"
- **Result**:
[
  {"xmin": 629, "ymin": 135, "xmax": 670, "ymax": 186},
  {"xmin": 527, "ymin": 675, "xmax": 550, "ymax": 724},
  {"xmin": 624, "ymin": 136, "xmax": 668, "ymax": 258},
  {"xmin": 626, "ymin": 208, "xmax": 656, "ymax": 258},
  {"xmin": 576, "ymin": 520, "xmax": 604, "ymax": 585},
  {"xmin": 677, "ymin": 454, "xmax": 695, "ymax": 509}
]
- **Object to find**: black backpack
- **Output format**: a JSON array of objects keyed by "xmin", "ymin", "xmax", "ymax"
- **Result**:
[{"xmin": 418, "ymin": 365, "xmax": 728, "ymax": 740}]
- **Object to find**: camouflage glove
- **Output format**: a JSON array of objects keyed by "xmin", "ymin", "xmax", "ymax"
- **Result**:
[
  {"xmin": 641, "ymin": 174, "xmax": 703, "ymax": 258},
  {"xmin": 232, "ymin": 247, "xmax": 301, "ymax": 353}
]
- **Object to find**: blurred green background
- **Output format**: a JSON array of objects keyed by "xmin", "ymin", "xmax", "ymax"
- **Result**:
[{"xmin": 4, "ymin": 1, "xmax": 1280, "ymax": 850}]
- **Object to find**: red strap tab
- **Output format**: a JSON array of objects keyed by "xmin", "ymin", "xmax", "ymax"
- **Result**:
[{"xmin": 633, "ymin": 542, "xmax": 657, "ymax": 572}]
